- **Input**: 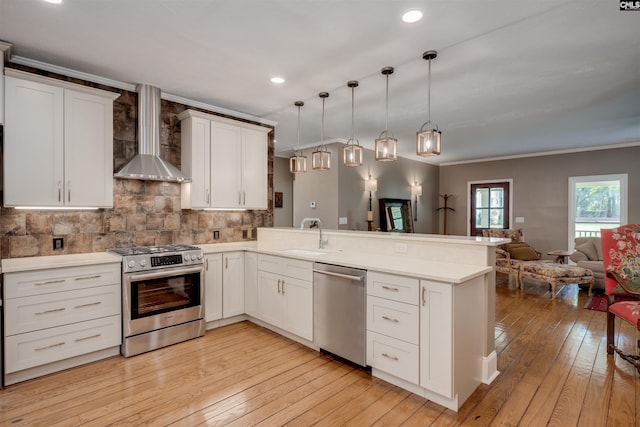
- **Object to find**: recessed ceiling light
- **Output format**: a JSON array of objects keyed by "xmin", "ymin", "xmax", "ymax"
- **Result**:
[
  {"xmin": 43, "ymin": 0, "xmax": 63, "ymax": 4},
  {"xmin": 402, "ymin": 9, "xmax": 423, "ymax": 23},
  {"xmin": 271, "ymin": 77, "xmax": 285, "ymax": 84}
]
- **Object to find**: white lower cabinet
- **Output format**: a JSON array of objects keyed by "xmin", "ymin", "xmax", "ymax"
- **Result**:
[
  {"xmin": 257, "ymin": 254, "xmax": 313, "ymax": 341},
  {"xmin": 204, "ymin": 252, "xmax": 245, "ymax": 324},
  {"xmin": 366, "ymin": 271, "xmax": 484, "ymax": 411},
  {"xmin": 3, "ymin": 262, "xmax": 122, "ymax": 384},
  {"xmin": 222, "ymin": 252, "xmax": 245, "ymax": 318},
  {"xmin": 204, "ymin": 254, "xmax": 223, "ymax": 322},
  {"xmin": 419, "ymin": 280, "xmax": 453, "ymax": 398},
  {"xmin": 244, "ymin": 252, "xmax": 258, "ymax": 317}
]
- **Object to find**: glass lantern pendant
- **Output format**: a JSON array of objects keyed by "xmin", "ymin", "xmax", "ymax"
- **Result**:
[
  {"xmin": 312, "ymin": 92, "xmax": 331, "ymax": 171},
  {"xmin": 289, "ymin": 101, "xmax": 308, "ymax": 173},
  {"xmin": 343, "ymin": 80, "xmax": 363, "ymax": 167},
  {"xmin": 416, "ymin": 50, "xmax": 442, "ymax": 157},
  {"xmin": 375, "ymin": 67, "xmax": 397, "ymax": 162}
]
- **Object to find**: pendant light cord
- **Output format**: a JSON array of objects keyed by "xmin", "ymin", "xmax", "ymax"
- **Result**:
[
  {"xmin": 321, "ymin": 97, "xmax": 325, "ymax": 145},
  {"xmin": 297, "ymin": 105, "xmax": 301, "ymax": 150},
  {"xmin": 428, "ymin": 57, "xmax": 432, "ymax": 125},
  {"xmin": 351, "ymin": 86, "xmax": 355, "ymax": 141},
  {"xmin": 385, "ymin": 73, "xmax": 389, "ymax": 133}
]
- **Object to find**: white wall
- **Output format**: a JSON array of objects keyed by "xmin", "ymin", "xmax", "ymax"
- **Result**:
[{"xmin": 273, "ymin": 157, "xmax": 294, "ymax": 227}]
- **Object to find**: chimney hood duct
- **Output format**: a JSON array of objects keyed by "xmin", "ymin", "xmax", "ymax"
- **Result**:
[{"xmin": 114, "ymin": 84, "xmax": 190, "ymax": 182}]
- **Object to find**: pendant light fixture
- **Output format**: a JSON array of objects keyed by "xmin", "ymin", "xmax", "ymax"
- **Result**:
[
  {"xmin": 375, "ymin": 67, "xmax": 397, "ymax": 162},
  {"xmin": 289, "ymin": 101, "xmax": 307, "ymax": 173},
  {"xmin": 343, "ymin": 80, "xmax": 363, "ymax": 167},
  {"xmin": 416, "ymin": 50, "xmax": 442, "ymax": 156},
  {"xmin": 312, "ymin": 92, "xmax": 331, "ymax": 171}
]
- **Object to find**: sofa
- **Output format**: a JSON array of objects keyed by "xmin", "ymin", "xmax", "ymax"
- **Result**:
[{"xmin": 569, "ymin": 237, "xmax": 605, "ymax": 291}]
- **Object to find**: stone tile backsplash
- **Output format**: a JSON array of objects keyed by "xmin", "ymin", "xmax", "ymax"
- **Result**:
[{"xmin": 0, "ymin": 64, "xmax": 274, "ymax": 259}]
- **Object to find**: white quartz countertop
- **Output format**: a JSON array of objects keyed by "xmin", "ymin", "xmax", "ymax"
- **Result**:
[
  {"xmin": 252, "ymin": 247, "xmax": 492, "ymax": 283},
  {"xmin": 1, "ymin": 252, "xmax": 122, "ymax": 273}
]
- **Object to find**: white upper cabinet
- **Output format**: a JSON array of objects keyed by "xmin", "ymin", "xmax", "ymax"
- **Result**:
[
  {"xmin": 1, "ymin": 41, "xmax": 12, "ymax": 124},
  {"xmin": 3, "ymin": 71, "xmax": 118, "ymax": 208},
  {"xmin": 179, "ymin": 110, "xmax": 271, "ymax": 210}
]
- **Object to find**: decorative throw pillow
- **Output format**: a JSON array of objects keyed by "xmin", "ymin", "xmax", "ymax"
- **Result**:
[
  {"xmin": 575, "ymin": 241, "xmax": 598, "ymax": 261},
  {"xmin": 508, "ymin": 246, "xmax": 541, "ymax": 261}
]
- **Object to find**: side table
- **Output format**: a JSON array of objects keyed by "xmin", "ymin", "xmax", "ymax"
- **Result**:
[{"xmin": 547, "ymin": 250, "xmax": 573, "ymax": 264}]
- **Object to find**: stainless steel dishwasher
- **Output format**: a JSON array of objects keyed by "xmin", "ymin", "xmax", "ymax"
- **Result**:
[{"xmin": 313, "ymin": 262, "xmax": 367, "ymax": 367}]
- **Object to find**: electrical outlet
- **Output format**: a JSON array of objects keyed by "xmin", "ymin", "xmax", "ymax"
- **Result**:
[
  {"xmin": 339, "ymin": 217, "xmax": 348, "ymax": 225},
  {"xmin": 53, "ymin": 237, "xmax": 64, "ymax": 250},
  {"xmin": 213, "ymin": 230, "xmax": 220, "ymax": 240},
  {"xmin": 242, "ymin": 229, "xmax": 248, "ymax": 239},
  {"xmin": 394, "ymin": 243, "xmax": 408, "ymax": 254},
  {"xmin": 310, "ymin": 201, "xmax": 317, "ymax": 209}
]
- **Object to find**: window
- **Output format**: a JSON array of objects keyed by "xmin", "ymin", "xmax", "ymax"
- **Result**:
[
  {"xmin": 469, "ymin": 181, "xmax": 511, "ymax": 236},
  {"xmin": 568, "ymin": 174, "xmax": 627, "ymax": 249}
]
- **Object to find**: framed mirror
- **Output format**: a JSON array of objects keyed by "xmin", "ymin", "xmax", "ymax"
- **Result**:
[{"xmin": 379, "ymin": 198, "xmax": 414, "ymax": 233}]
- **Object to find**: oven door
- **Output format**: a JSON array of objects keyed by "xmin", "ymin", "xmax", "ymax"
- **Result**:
[{"xmin": 123, "ymin": 265, "xmax": 204, "ymax": 337}]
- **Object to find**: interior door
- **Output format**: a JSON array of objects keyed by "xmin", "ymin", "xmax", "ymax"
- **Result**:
[{"xmin": 470, "ymin": 182, "xmax": 510, "ymax": 236}]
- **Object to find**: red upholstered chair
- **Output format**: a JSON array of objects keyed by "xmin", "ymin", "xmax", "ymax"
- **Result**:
[{"xmin": 601, "ymin": 224, "xmax": 640, "ymax": 373}]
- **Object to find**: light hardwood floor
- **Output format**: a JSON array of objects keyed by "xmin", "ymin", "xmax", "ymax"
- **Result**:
[{"xmin": 1, "ymin": 273, "xmax": 638, "ymax": 426}]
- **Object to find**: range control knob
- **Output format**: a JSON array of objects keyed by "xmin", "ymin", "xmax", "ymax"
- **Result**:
[
  {"xmin": 190, "ymin": 254, "xmax": 197, "ymax": 261},
  {"xmin": 183, "ymin": 254, "xmax": 190, "ymax": 262},
  {"xmin": 128, "ymin": 260, "xmax": 136, "ymax": 269},
  {"xmin": 197, "ymin": 253, "xmax": 203, "ymax": 260},
  {"xmin": 140, "ymin": 259, "xmax": 147, "ymax": 267}
]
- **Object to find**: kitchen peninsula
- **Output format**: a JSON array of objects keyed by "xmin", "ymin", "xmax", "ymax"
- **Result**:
[{"xmin": 250, "ymin": 227, "xmax": 502, "ymax": 411}]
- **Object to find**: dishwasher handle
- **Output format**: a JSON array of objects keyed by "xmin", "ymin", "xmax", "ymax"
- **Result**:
[{"xmin": 313, "ymin": 269, "xmax": 364, "ymax": 282}]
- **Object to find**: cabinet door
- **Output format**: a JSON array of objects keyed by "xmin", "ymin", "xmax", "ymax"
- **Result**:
[
  {"xmin": 204, "ymin": 254, "xmax": 223, "ymax": 322},
  {"xmin": 244, "ymin": 252, "xmax": 259, "ymax": 317},
  {"xmin": 64, "ymin": 89, "xmax": 114, "ymax": 207},
  {"xmin": 257, "ymin": 271, "xmax": 284, "ymax": 328},
  {"xmin": 210, "ymin": 121, "xmax": 242, "ymax": 208},
  {"xmin": 420, "ymin": 280, "xmax": 453, "ymax": 398},
  {"xmin": 223, "ymin": 252, "xmax": 245, "ymax": 318},
  {"xmin": 241, "ymin": 128, "xmax": 268, "ymax": 210},
  {"xmin": 181, "ymin": 116, "xmax": 211, "ymax": 208},
  {"xmin": 283, "ymin": 277, "xmax": 313, "ymax": 341},
  {"xmin": 4, "ymin": 76, "xmax": 64, "ymax": 206}
]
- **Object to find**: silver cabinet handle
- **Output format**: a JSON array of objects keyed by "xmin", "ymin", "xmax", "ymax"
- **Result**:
[
  {"xmin": 382, "ymin": 285, "xmax": 399, "ymax": 292},
  {"xmin": 238, "ymin": 192, "xmax": 242, "ymax": 205},
  {"xmin": 75, "ymin": 275, "xmax": 101, "ymax": 281},
  {"xmin": 67, "ymin": 180, "xmax": 71, "ymax": 203},
  {"xmin": 225, "ymin": 257, "xmax": 228, "ymax": 269},
  {"xmin": 422, "ymin": 286, "xmax": 427, "ymax": 306},
  {"xmin": 36, "ymin": 342, "xmax": 65, "ymax": 351},
  {"xmin": 58, "ymin": 181, "xmax": 62, "ymax": 202},
  {"xmin": 75, "ymin": 301, "xmax": 101, "ymax": 309},
  {"xmin": 382, "ymin": 353, "xmax": 399, "ymax": 361},
  {"xmin": 36, "ymin": 307, "xmax": 66, "ymax": 315},
  {"xmin": 75, "ymin": 334, "xmax": 101, "ymax": 342},
  {"xmin": 277, "ymin": 279, "xmax": 281, "ymax": 294},
  {"xmin": 206, "ymin": 258, "xmax": 209, "ymax": 271},
  {"xmin": 382, "ymin": 315, "xmax": 399, "ymax": 323},
  {"xmin": 35, "ymin": 279, "xmax": 65, "ymax": 286},
  {"xmin": 243, "ymin": 191, "xmax": 246, "ymax": 205},
  {"xmin": 281, "ymin": 279, "xmax": 285, "ymax": 295},
  {"xmin": 206, "ymin": 189, "xmax": 210, "ymax": 204}
]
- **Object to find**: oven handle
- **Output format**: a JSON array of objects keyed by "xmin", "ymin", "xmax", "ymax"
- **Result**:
[{"xmin": 126, "ymin": 265, "xmax": 204, "ymax": 282}]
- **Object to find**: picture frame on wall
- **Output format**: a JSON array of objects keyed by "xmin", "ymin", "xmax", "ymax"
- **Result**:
[{"xmin": 274, "ymin": 192, "xmax": 283, "ymax": 208}]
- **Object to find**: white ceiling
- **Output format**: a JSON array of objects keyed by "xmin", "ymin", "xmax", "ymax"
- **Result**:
[{"xmin": 1, "ymin": 0, "xmax": 639, "ymax": 165}]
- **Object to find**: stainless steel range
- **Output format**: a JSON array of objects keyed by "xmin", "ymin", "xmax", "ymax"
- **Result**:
[{"xmin": 108, "ymin": 244, "xmax": 205, "ymax": 357}]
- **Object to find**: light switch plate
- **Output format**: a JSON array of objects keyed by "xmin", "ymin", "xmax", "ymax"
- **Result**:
[
  {"xmin": 339, "ymin": 217, "xmax": 348, "ymax": 225},
  {"xmin": 515, "ymin": 217, "xmax": 525, "ymax": 223}
]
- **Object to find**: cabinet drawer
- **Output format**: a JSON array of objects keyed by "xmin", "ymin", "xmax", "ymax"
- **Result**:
[
  {"xmin": 5, "ymin": 263, "xmax": 121, "ymax": 299},
  {"xmin": 258, "ymin": 254, "xmax": 312, "ymax": 281},
  {"xmin": 367, "ymin": 296, "xmax": 419, "ymax": 344},
  {"xmin": 367, "ymin": 271, "xmax": 419, "ymax": 305},
  {"xmin": 5, "ymin": 284, "xmax": 121, "ymax": 336},
  {"xmin": 5, "ymin": 315, "xmax": 121, "ymax": 374},
  {"xmin": 366, "ymin": 331, "xmax": 419, "ymax": 384}
]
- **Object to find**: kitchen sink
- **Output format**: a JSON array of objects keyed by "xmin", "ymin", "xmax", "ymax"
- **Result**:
[{"xmin": 279, "ymin": 248, "xmax": 329, "ymax": 257}]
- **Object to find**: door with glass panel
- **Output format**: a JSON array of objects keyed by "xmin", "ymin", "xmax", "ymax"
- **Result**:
[
  {"xmin": 470, "ymin": 182, "xmax": 510, "ymax": 236},
  {"xmin": 568, "ymin": 174, "xmax": 627, "ymax": 250}
]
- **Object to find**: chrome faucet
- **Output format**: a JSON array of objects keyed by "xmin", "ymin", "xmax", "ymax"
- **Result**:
[{"xmin": 300, "ymin": 217, "xmax": 328, "ymax": 249}]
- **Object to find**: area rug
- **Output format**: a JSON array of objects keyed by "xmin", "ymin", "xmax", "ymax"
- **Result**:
[
  {"xmin": 583, "ymin": 293, "xmax": 638, "ymax": 312},
  {"xmin": 583, "ymin": 293, "xmax": 608, "ymax": 312}
]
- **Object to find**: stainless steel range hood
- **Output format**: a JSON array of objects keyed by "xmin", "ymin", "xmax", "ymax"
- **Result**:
[{"xmin": 114, "ymin": 84, "xmax": 190, "ymax": 182}]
